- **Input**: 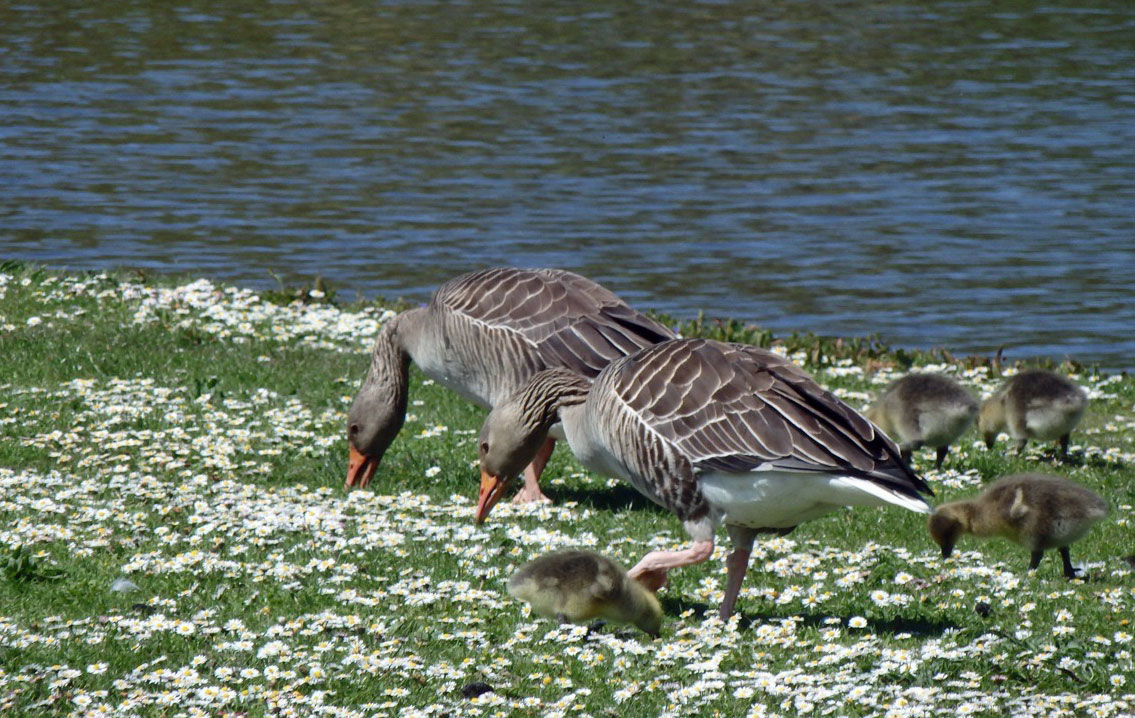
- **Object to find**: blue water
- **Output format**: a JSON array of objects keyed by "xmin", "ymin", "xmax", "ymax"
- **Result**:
[{"xmin": 2, "ymin": 1, "xmax": 1133, "ymax": 369}]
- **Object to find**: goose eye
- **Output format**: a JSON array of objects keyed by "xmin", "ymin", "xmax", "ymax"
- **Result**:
[
  {"xmin": 479, "ymin": 440, "xmax": 489, "ymax": 455},
  {"xmin": 349, "ymin": 423, "xmax": 360, "ymax": 437}
]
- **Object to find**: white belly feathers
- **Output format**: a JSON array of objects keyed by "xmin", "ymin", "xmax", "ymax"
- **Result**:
[{"xmin": 699, "ymin": 469, "xmax": 932, "ymax": 529}]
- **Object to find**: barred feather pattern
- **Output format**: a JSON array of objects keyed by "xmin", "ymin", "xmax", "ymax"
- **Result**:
[
  {"xmin": 594, "ymin": 400, "xmax": 707, "ymax": 522},
  {"xmin": 432, "ymin": 267, "xmax": 675, "ymax": 380},
  {"xmin": 509, "ymin": 369, "xmax": 591, "ymax": 439},
  {"xmin": 578, "ymin": 340, "xmax": 931, "ymax": 520},
  {"xmin": 365, "ymin": 313, "xmax": 413, "ymax": 385},
  {"xmin": 363, "ymin": 268, "xmax": 676, "ymax": 411},
  {"xmin": 426, "ymin": 305, "xmax": 545, "ymax": 407}
]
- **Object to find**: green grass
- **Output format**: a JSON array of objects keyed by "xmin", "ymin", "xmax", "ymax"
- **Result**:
[{"xmin": 0, "ymin": 264, "xmax": 1133, "ymax": 717}]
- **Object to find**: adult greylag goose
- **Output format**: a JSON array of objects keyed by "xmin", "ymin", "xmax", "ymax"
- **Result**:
[
  {"xmin": 346, "ymin": 267, "xmax": 675, "ymax": 502},
  {"xmin": 476, "ymin": 338, "xmax": 934, "ymax": 619},
  {"xmin": 928, "ymin": 473, "xmax": 1106, "ymax": 578},
  {"xmin": 865, "ymin": 372, "xmax": 978, "ymax": 469},
  {"xmin": 978, "ymin": 369, "xmax": 1088, "ymax": 457},
  {"xmin": 508, "ymin": 550, "xmax": 662, "ymax": 636}
]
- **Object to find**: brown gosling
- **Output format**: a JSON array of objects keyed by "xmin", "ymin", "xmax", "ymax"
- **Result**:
[
  {"xmin": 978, "ymin": 369, "xmax": 1088, "ymax": 456},
  {"xmin": 865, "ymin": 373, "xmax": 978, "ymax": 469},
  {"xmin": 928, "ymin": 473, "xmax": 1107, "ymax": 578},
  {"xmin": 507, "ymin": 550, "xmax": 662, "ymax": 637}
]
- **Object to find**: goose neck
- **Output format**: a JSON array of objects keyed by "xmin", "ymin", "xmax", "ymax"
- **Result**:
[
  {"xmin": 388, "ymin": 307, "xmax": 427, "ymax": 359},
  {"xmin": 517, "ymin": 369, "xmax": 591, "ymax": 437},
  {"xmin": 366, "ymin": 310, "xmax": 419, "ymax": 393}
]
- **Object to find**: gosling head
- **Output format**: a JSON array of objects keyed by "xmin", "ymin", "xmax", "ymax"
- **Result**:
[
  {"xmin": 628, "ymin": 579, "xmax": 664, "ymax": 638},
  {"xmin": 928, "ymin": 504, "xmax": 971, "ymax": 559},
  {"xmin": 977, "ymin": 397, "xmax": 1004, "ymax": 449}
]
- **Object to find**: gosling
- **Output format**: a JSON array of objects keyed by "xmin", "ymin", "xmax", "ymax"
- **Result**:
[
  {"xmin": 978, "ymin": 369, "xmax": 1088, "ymax": 456},
  {"xmin": 927, "ymin": 473, "xmax": 1107, "ymax": 578},
  {"xmin": 865, "ymin": 372, "xmax": 978, "ymax": 469},
  {"xmin": 507, "ymin": 550, "xmax": 662, "ymax": 637}
]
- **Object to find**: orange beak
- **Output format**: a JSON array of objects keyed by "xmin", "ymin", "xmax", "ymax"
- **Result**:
[
  {"xmin": 474, "ymin": 470, "xmax": 510, "ymax": 524},
  {"xmin": 345, "ymin": 445, "xmax": 379, "ymax": 490}
]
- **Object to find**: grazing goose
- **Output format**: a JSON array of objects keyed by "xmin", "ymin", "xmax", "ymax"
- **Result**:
[
  {"xmin": 346, "ymin": 268, "xmax": 675, "ymax": 500},
  {"xmin": 865, "ymin": 373, "xmax": 978, "ymax": 469},
  {"xmin": 928, "ymin": 473, "xmax": 1106, "ymax": 578},
  {"xmin": 978, "ymin": 369, "xmax": 1088, "ymax": 456},
  {"xmin": 508, "ymin": 550, "xmax": 662, "ymax": 636},
  {"xmin": 477, "ymin": 338, "xmax": 933, "ymax": 619}
]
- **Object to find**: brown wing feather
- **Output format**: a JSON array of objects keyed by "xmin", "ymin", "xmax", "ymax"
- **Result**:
[
  {"xmin": 606, "ymin": 340, "xmax": 931, "ymax": 498},
  {"xmin": 434, "ymin": 268, "xmax": 675, "ymax": 378}
]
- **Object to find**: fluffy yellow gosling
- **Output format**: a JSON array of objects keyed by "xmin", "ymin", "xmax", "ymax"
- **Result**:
[
  {"xmin": 978, "ymin": 369, "xmax": 1087, "ymax": 456},
  {"xmin": 928, "ymin": 473, "xmax": 1107, "ymax": 578},
  {"xmin": 508, "ymin": 550, "xmax": 662, "ymax": 636},
  {"xmin": 865, "ymin": 372, "xmax": 977, "ymax": 469}
]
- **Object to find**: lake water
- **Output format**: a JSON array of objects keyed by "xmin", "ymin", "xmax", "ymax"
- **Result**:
[{"xmin": 3, "ymin": 1, "xmax": 1133, "ymax": 370}]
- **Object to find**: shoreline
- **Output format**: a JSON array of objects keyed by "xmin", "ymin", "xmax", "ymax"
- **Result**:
[{"xmin": 3, "ymin": 260, "xmax": 1122, "ymax": 376}]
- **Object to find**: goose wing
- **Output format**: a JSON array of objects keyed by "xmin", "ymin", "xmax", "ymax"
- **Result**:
[
  {"xmin": 607, "ymin": 339, "xmax": 931, "ymax": 499},
  {"xmin": 435, "ymin": 268, "xmax": 675, "ymax": 378}
]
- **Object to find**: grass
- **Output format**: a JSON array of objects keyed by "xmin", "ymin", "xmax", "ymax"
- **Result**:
[{"xmin": 0, "ymin": 263, "xmax": 1133, "ymax": 717}]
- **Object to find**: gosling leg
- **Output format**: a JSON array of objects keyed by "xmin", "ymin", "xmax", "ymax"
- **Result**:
[{"xmin": 1060, "ymin": 547, "xmax": 1080, "ymax": 579}]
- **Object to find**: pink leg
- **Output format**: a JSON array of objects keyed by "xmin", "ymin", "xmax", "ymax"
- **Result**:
[
  {"xmin": 627, "ymin": 540, "xmax": 715, "ymax": 593},
  {"xmin": 512, "ymin": 436, "xmax": 555, "ymax": 504},
  {"xmin": 719, "ymin": 525, "xmax": 757, "ymax": 620}
]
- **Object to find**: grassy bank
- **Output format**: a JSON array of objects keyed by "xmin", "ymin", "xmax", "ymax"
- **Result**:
[{"xmin": 1, "ymin": 264, "xmax": 1133, "ymax": 718}]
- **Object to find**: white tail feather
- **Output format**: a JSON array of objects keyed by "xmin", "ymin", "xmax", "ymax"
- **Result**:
[{"xmin": 836, "ymin": 477, "xmax": 933, "ymax": 514}]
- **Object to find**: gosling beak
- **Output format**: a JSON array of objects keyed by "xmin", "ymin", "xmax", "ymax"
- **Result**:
[
  {"xmin": 474, "ymin": 470, "xmax": 510, "ymax": 524},
  {"xmin": 345, "ymin": 445, "xmax": 379, "ymax": 490},
  {"xmin": 940, "ymin": 542, "xmax": 954, "ymax": 559}
]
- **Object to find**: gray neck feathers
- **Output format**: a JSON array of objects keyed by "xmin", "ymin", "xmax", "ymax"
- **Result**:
[
  {"xmin": 515, "ymin": 368, "xmax": 591, "ymax": 435},
  {"xmin": 366, "ymin": 310, "xmax": 421, "ymax": 390}
]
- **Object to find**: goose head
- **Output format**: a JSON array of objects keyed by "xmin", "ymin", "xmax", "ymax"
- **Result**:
[
  {"xmin": 346, "ymin": 381, "xmax": 407, "ymax": 489},
  {"xmin": 345, "ymin": 319, "xmax": 411, "ymax": 490},
  {"xmin": 474, "ymin": 368, "xmax": 588, "ymax": 523},
  {"xmin": 475, "ymin": 398, "xmax": 548, "ymax": 523}
]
